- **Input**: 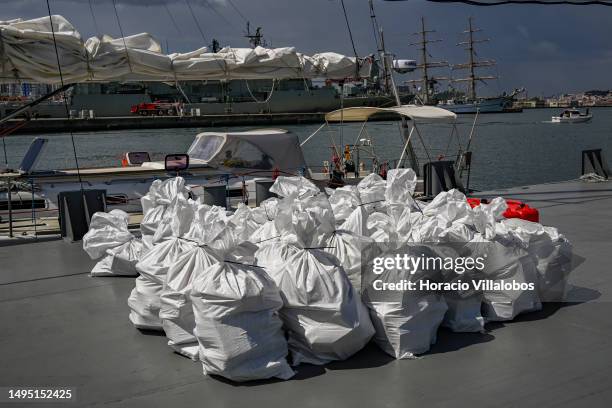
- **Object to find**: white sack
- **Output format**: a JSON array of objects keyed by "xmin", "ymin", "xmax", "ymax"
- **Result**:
[
  {"xmin": 357, "ymin": 173, "xmax": 387, "ymax": 213},
  {"xmin": 229, "ymin": 203, "xmax": 262, "ymax": 242},
  {"xmin": 367, "ymin": 293, "xmax": 448, "ymax": 359},
  {"xmin": 473, "ymin": 236, "xmax": 542, "ymax": 321},
  {"xmin": 190, "ymin": 246, "xmax": 294, "ymax": 382},
  {"xmin": 139, "ymin": 177, "xmax": 189, "ymax": 245},
  {"xmin": 442, "ymin": 293, "xmax": 485, "ymax": 333},
  {"xmin": 83, "ymin": 209, "xmax": 133, "ymax": 260},
  {"xmin": 325, "ymin": 230, "xmax": 379, "ymax": 293},
  {"xmin": 339, "ymin": 206, "xmax": 371, "ymax": 236},
  {"xmin": 128, "ymin": 238, "xmax": 197, "ymax": 331},
  {"xmin": 385, "ymin": 168, "xmax": 418, "ymax": 206},
  {"xmin": 270, "ymin": 176, "xmax": 319, "ymax": 198},
  {"xmin": 128, "ymin": 276, "xmax": 164, "ymax": 331},
  {"xmin": 327, "ymin": 185, "xmax": 361, "ymax": 223},
  {"xmin": 159, "ymin": 245, "xmax": 221, "ymax": 360},
  {"xmin": 264, "ymin": 192, "xmax": 374, "ymax": 365},
  {"xmin": 269, "ymin": 248, "xmax": 375, "ymax": 365},
  {"xmin": 83, "ymin": 209, "xmax": 143, "ymax": 276},
  {"xmin": 362, "ymin": 244, "xmax": 448, "ymax": 359},
  {"xmin": 128, "ymin": 193, "xmax": 197, "ymax": 331},
  {"xmin": 499, "ymin": 219, "xmax": 573, "ymax": 302},
  {"xmin": 90, "ymin": 239, "xmax": 144, "ymax": 277}
]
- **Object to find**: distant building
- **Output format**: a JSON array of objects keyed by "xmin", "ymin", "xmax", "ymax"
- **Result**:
[{"xmin": 516, "ymin": 98, "xmax": 546, "ymax": 108}]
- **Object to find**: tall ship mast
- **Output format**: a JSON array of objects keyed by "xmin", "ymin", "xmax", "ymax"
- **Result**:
[
  {"xmin": 405, "ymin": 17, "xmax": 448, "ymax": 104},
  {"xmin": 452, "ymin": 17, "xmax": 496, "ymax": 101},
  {"xmin": 438, "ymin": 17, "xmax": 523, "ymax": 114}
]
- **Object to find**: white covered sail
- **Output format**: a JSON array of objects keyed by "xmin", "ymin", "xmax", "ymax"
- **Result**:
[{"xmin": 0, "ymin": 15, "xmax": 371, "ymax": 84}]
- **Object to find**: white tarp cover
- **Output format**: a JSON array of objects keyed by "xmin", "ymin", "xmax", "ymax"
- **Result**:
[{"xmin": 0, "ymin": 15, "xmax": 371, "ymax": 84}]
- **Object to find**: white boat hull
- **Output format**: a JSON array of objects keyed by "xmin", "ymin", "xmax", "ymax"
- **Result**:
[{"xmin": 551, "ymin": 114, "xmax": 592, "ymax": 123}]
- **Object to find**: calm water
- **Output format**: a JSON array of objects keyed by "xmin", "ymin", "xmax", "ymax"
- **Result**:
[{"xmin": 2, "ymin": 107, "xmax": 611, "ymax": 191}]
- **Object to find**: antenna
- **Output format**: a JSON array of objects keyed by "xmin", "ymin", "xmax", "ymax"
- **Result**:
[{"xmin": 244, "ymin": 21, "xmax": 266, "ymax": 48}]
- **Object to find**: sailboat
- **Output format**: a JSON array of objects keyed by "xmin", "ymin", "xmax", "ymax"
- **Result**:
[{"xmin": 437, "ymin": 17, "xmax": 522, "ymax": 114}]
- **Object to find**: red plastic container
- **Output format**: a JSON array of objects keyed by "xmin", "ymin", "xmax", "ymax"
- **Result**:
[{"xmin": 466, "ymin": 198, "xmax": 539, "ymax": 223}]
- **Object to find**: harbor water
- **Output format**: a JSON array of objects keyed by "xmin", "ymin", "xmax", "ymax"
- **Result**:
[{"xmin": 2, "ymin": 107, "xmax": 611, "ymax": 191}]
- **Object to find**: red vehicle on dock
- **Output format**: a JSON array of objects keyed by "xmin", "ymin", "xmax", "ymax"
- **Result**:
[{"xmin": 130, "ymin": 100, "xmax": 179, "ymax": 116}]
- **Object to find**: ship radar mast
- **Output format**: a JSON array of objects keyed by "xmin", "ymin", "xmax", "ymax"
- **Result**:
[
  {"xmin": 244, "ymin": 22, "xmax": 266, "ymax": 48},
  {"xmin": 453, "ymin": 17, "xmax": 497, "ymax": 101}
]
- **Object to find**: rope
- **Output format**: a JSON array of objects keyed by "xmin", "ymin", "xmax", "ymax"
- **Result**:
[
  {"xmin": 163, "ymin": 3, "xmax": 183, "ymax": 36},
  {"xmin": 300, "ymin": 123, "xmax": 326, "ymax": 147},
  {"xmin": 88, "ymin": 0, "xmax": 101, "ymax": 35},
  {"xmin": 340, "ymin": 0, "xmax": 359, "ymax": 78},
  {"xmin": 224, "ymin": 259, "xmax": 264, "ymax": 269},
  {"xmin": 185, "ymin": 0, "xmax": 209, "ymax": 44},
  {"xmin": 182, "ymin": 0, "xmax": 227, "ymax": 77},
  {"xmin": 245, "ymin": 78, "xmax": 276, "ymax": 104},
  {"xmin": 202, "ymin": 0, "xmax": 238, "ymax": 31},
  {"xmin": 45, "ymin": 3, "xmax": 83, "ymax": 191},
  {"xmin": 227, "ymin": 0, "xmax": 249, "ymax": 23},
  {"xmin": 580, "ymin": 173, "xmax": 608, "ymax": 183},
  {"xmin": 111, "ymin": 0, "xmax": 132, "ymax": 73},
  {"xmin": 254, "ymin": 235, "xmax": 282, "ymax": 245}
]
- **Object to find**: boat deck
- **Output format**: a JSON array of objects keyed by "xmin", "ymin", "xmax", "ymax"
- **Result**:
[{"xmin": 1, "ymin": 179, "xmax": 611, "ymax": 407}]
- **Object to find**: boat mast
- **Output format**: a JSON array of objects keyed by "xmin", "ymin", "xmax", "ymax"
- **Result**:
[
  {"xmin": 369, "ymin": 0, "xmax": 419, "ymax": 175},
  {"xmin": 453, "ymin": 17, "xmax": 496, "ymax": 101},
  {"xmin": 369, "ymin": 0, "xmax": 390, "ymax": 94},
  {"xmin": 406, "ymin": 17, "xmax": 448, "ymax": 104}
]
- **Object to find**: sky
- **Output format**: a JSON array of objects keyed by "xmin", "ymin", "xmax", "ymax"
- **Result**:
[{"xmin": 1, "ymin": 0, "xmax": 611, "ymax": 96}]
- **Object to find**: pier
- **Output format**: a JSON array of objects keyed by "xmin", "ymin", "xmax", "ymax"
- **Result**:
[
  {"xmin": 0, "ymin": 113, "xmax": 329, "ymax": 135},
  {"xmin": 1, "ymin": 178, "xmax": 610, "ymax": 406}
]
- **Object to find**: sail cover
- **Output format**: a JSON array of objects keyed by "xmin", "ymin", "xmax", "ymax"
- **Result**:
[{"xmin": 0, "ymin": 15, "xmax": 371, "ymax": 84}]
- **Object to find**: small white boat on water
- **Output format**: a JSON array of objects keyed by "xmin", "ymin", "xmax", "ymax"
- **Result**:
[{"xmin": 551, "ymin": 108, "xmax": 592, "ymax": 123}]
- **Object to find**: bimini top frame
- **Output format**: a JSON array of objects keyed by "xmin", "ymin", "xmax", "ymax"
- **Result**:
[
  {"xmin": 302, "ymin": 104, "xmax": 472, "ymax": 175},
  {"xmin": 324, "ymin": 105, "xmax": 457, "ymax": 123}
]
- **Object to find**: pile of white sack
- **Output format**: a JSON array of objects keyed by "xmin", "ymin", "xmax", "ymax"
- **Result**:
[{"xmin": 82, "ymin": 170, "xmax": 574, "ymax": 382}]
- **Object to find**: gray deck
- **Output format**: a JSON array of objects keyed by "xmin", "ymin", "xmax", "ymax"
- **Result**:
[{"xmin": 1, "ymin": 179, "xmax": 611, "ymax": 407}]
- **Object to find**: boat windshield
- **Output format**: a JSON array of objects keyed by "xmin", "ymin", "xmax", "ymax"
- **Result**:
[
  {"xmin": 220, "ymin": 140, "xmax": 276, "ymax": 170},
  {"xmin": 187, "ymin": 134, "xmax": 225, "ymax": 162}
]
